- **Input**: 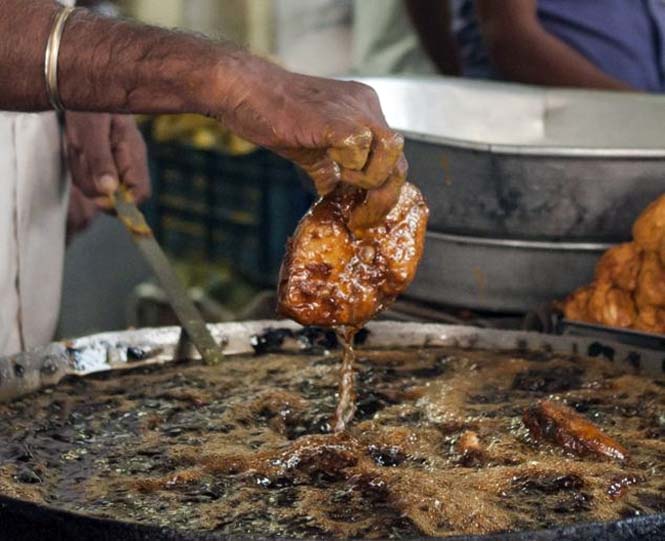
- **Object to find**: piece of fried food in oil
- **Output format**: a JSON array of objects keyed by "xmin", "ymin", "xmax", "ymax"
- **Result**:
[
  {"xmin": 523, "ymin": 400, "xmax": 628, "ymax": 462},
  {"xmin": 278, "ymin": 183, "xmax": 429, "ymax": 327}
]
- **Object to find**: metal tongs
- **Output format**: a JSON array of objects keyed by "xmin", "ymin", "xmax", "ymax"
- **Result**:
[{"xmin": 111, "ymin": 185, "xmax": 224, "ymax": 364}]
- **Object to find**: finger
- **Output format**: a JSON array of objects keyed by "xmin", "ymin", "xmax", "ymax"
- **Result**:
[
  {"xmin": 66, "ymin": 112, "xmax": 119, "ymax": 198},
  {"xmin": 111, "ymin": 116, "xmax": 152, "ymax": 204},
  {"xmin": 326, "ymin": 126, "xmax": 372, "ymax": 172},
  {"xmin": 66, "ymin": 145, "xmax": 118, "ymax": 205},
  {"xmin": 341, "ymin": 127, "xmax": 404, "ymax": 190},
  {"xmin": 280, "ymin": 148, "xmax": 341, "ymax": 197},
  {"xmin": 349, "ymin": 155, "xmax": 407, "ymax": 231},
  {"xmin": 67, "ymin": 184, "xmax": 99, "ymax": 236}
]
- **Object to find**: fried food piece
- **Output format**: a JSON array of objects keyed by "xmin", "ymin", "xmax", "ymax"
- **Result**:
[
  {"xmin": 635, "ymin": 251, "xmax": 665, "ymax": 308},
  {"xmin": 594, "ymin": 243, "xmax": 643, "ymax": 291},
  {"xmin": 278, "ymin": 183, "xmax": 429, "ymax": 327},
  {"xmin": 634, "ymin": 305, "xmax": 665, "ymax": 334},
  {"xmin": 523, "ymin": 400, "xmax": 628, "ymax": 462},
  {"xmin": 562, "ymin": 244, "xmax": 642, "ymax": 326},
  {"xmin": 633, "ymin": 194, "xmax": 665, "ymax": 255},
  {"xmin": 562, "ymin": 284, "xmax": 594, "ymax": 322},
  {"xmin": 586, "ymin": 281, "xmax": 637, "ymax": 327},
  {"xmin": 456, "ymin": 430, "xmax": 485, "ymax": 466},
  {"xmin": 561, "ymin": 195, "xmax": 665, "ymax": 333},
  {"xmin": 607, "ymin": 474, "xmax": 642, "ymax": 500}
]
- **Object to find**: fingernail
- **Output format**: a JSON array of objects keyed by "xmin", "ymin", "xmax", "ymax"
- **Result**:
[{"xmin": 96, "ymin": 174, "xmax": 119, "ymax": 195}]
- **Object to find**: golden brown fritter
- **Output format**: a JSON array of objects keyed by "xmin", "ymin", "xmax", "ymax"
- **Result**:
[
  {"xmin": 635, "ymin": 251, "xmax": 665, "ymax": 308},
  {"xmin": 278, "ymin": 183, "xmax": 429, "ymax": 328},
  {"xmin": 523, "ymin": 400, "xmax": 628, "ymax": 462},
  {"xmin": 634, "ymin": 305, "xmax": 665, "ymax": 333},
  {"xmin": 633, "ymin": 194, "xmax": 665, "ymax": 253},
  {"xmin": 562, "ymin": 193, "xmax": 665, "ymax": 334},
  {"xmin": 595, "ymin": 243, "xmax": 643, "ymax": 291},
  {"xmin": 562, "ymin": 284, "xmax": 595, "ymax": 323},
  {"xmin": 587, "ymin": 282, "xmax": 637, "ymax": 328}
]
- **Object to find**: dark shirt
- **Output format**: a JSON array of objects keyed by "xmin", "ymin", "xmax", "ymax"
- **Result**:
[{"xmin": 451, "ymin": 0, "xmax": 665, "ymax": 91}]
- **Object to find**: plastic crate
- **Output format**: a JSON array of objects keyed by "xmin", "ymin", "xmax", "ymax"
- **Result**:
[{"xmin": 146, "ymin": 138, "xmax": 313, "ymax": 286}]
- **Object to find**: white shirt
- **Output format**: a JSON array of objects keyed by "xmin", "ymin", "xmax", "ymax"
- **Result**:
[
  {"xmin": 352, "ymin": 0, "xmax": 436, "ymax": 76},
  {"xmin": 0, "ymin": 0, "xmax": 74, "ymax": 355},
  {"xmin": 0, "ymin": 114, "xmax": 68, "ymax": 356}
]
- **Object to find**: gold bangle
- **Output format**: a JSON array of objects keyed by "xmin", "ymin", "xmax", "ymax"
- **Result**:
[{"xmin": 44, "ymin": 6, "xmax": 75, "ymax": 112}]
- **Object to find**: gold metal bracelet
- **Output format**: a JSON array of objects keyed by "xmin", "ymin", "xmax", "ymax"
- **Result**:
[{"xmin": 44, "ymin": 6, "xmax": 75, "ymax": 112}]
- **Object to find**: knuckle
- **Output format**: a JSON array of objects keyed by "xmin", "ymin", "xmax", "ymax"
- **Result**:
[
  {"xmin": 393, "ymin": 132, "xmax": 405, "ymax": 151},
  {"xmin": 358, "ymin": 174, "xmax": 383, "ymax": 190},
  {"xmin": 379, "ymin": 131, "xmax": 404, "ymax": 152},
  {"xmin": 76, "ymin": 182, "xmax": 97, "ymax": 198},
  {"xmin": 348, "ymin": 80, "xmax": 379, "ymax": 101},
  {"xmin": 352, "ymin": 126, "xmax": 373, "ymax": 147},
  {"xmin": 395, "ymin": 156, "xmax": 408, "ymax": 178}
]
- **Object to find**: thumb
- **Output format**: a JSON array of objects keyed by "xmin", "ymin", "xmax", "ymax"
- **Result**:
[{"xmin": 86, "ymin": 140, "xmax": 120, "ymax": 197}]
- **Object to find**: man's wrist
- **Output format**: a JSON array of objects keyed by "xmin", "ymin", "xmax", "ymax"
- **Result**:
[{"xmin": 198, "ymin": 46, "xmax": 277, "ymax": 121}]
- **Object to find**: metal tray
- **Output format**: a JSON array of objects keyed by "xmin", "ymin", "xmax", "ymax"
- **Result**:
[
  {"xmin": 0, "ymin": 320, "xmax": 663, "ymax": 541},
  {"xmin": 406, "ymin": 231, "xmax": 610, "ymax": 313},
  {"xmin": 360, "ymin": 76, "xmax": 665, "ymax": 242},
  {"xmin": 560, "ymin": 318, "xmax": 665, "ymax": 351}
]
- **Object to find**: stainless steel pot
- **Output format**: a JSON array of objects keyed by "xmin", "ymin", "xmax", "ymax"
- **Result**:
[
  {"xmin": 362, "ymin": 76, "xmax": 665, "ymax": 242},
  {"xmin": 407, "ymin": 232, "xmax": 611, "ymax": 312},
  {"xmin": 355, "ymin": 76, "xmax": 665, "ymax": 311}
]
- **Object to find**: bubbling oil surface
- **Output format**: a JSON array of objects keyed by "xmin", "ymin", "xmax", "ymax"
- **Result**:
[{"xmin": 0, "ymin": 344, "xmax": 664, "ymax": 538}]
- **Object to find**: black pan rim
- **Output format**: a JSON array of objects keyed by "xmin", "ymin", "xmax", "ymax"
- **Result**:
[{"xmin": 1, "ymin": 493, "xmax": 664, "ymax": 541}]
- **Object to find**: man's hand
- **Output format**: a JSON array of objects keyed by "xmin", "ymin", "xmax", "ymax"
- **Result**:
[
  {"xmin": 66, "ymin": 184, "xmax": 99, "ymax": 239},
  {"xmin": 64, "ymin": 112, "xmax": 151, "ymax": 209},
  {"xmin": 213, "ymin": 58, "xmax": 407, "ymax": 229}
]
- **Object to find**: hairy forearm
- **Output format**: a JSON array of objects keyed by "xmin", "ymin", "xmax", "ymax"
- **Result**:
[
  {"xmin": 404, "ymin": 0, "xmax": 460, "ymax": 76},
  {"xmin": 0, "ymin": 0, "xmax": 251, "ymax": 114}
]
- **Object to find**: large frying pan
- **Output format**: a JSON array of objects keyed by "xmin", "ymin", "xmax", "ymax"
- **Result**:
[{"xmin": 0, "ymin": 321, "xmax": 663, "ymax": 541}]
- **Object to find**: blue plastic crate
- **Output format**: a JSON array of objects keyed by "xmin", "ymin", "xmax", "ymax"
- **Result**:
[{"xmin": 146, "ymin": 137, "xmax": 313, "ymax": 286}]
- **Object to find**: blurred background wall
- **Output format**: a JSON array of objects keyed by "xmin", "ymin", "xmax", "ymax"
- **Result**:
[{"xmin": 116, "ymin": 0, "xmax": 352, "ymax": 73}]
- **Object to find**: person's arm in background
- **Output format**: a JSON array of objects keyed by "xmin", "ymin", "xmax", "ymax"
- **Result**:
[
  {"xmin": 404, "ymin": 0, "xmax": 460, "ymax": 75},
  {"xmin": 0, "ymin": 0, "xmax": 405, "ymax": 228},
  {"xmin": 475, "ymin": 0, "xmax": 632, "ymax": 90}
]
